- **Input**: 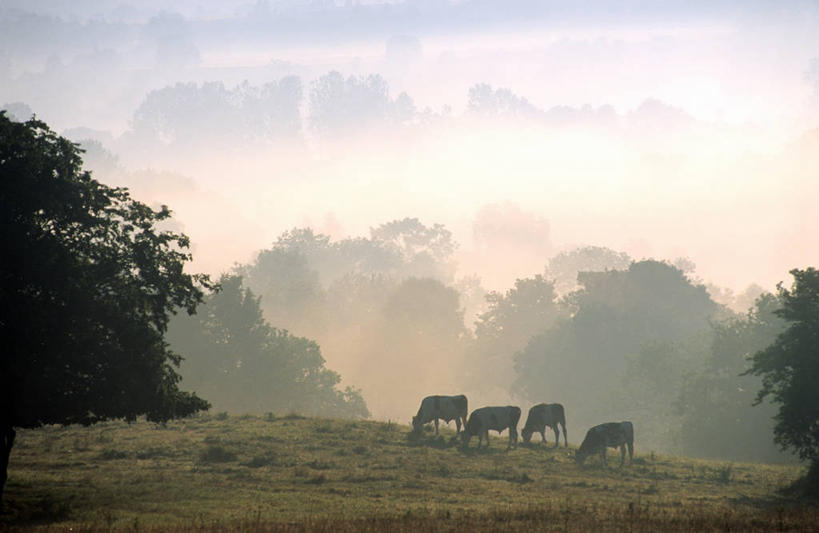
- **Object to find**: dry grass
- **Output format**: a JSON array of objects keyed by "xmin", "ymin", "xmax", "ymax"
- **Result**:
[{"xmin": 0, "ymin": 415, "xmax": 814, "ymax": 531}]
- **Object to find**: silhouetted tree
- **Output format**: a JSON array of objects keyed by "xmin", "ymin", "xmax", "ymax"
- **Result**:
[
  {"xmin": 168, "ymin": 275, "xmax": 369, "ymax": 418},
  {"xmin": 746, "ymin": 268, "xmax": 819, "ymax": 482},
  {"xmin": 0, "ymin": 113, "xmax": 211, "ymax": 503}
]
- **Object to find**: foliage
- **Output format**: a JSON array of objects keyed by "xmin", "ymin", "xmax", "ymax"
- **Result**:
[
  {"xmin": 167, "ymin": 275, "xmax": 369, "ymax": 419},
  {"xmin": 546, "ymin": 245, "xmax": 632, "ymax": 295},
  {"xmin": 355, "ymin": 277, "xmax": 469, "ymax": 417},
  {"xmin": 237, "ymin": 222, "xmax": 456, "ymax": 337},
  {"xmin": 128, "ymin": 78, "xmax": 302, "ymax": 149},
  {"xmin": 515, "ymin": 260, "xmax": 719, "ymax": 433},
  {"xmin": 0, "ymin": 112, "xmax": 211, "ymax": 501},
  {"xmin": 676, "ymin": 293, "xmax": 790, "ymax": 462},
  {"xmin": 467, "ymin": 84, "xmax": 540, "ymax": 117},
  {"xmin": 234, "ymin": 223, "xmax": 465, "ymax": 420},
  {"xmin": 465, "ymin": 275, "xmax": 563, "ymax": 398},
  {"xmin": 369, "ymin": 217, "xmax": 457, "ymax": 281},
  {"xmin": 616, "ymin": 339, "xmax": 711, "ymax": 453},
  {"xmin": 236, "ymin": 242, "xmax": 328, "ymax": 337},
  {"xmin": 746, "ymin": 268, "xmax": 819, "ymax": 469},
  {"xmin": 0, "ymin": 111, "xmax": 211, "ymax": 428},
  {"xmin": 309, "ymin": 72, "xmax": 415, "ymax": 137}
]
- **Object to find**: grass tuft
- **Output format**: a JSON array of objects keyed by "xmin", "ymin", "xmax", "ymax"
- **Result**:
[{"xmin": 199, "ymin": 444, "xmax": 237, "ymax": 464}]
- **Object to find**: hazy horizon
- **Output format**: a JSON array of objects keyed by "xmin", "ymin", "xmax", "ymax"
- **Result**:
[{"xmin": 4, "ymin": 1, "xmax": 819, "ymax": 430}]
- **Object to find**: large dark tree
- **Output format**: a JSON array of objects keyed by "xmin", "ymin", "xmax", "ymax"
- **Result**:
[
  {"xmin": 0, "ymin": 113, "xmax": 211, "ymax": 502},
  {"xmin": 746, "ymin": 268, "xmax": 819, "ymax": 481}
]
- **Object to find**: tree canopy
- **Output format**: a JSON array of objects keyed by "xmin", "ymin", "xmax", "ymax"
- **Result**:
[
  {"xmin": 515, "ymin": 260, "xmax": 719, "ymax": 434},
  {"xmin": 465, "ymin": 275, "xmax": 563, "ymax": 400},
  {"xmin": 0, "ymin": 112, "xmax": 211, "ymax": 500},
  {"xmin": 676, "ymin": 293, "xmax": 788, "ymax": 461},
  {"xmin": 746, "ymin": 268, "xmax": 819, "ymax": 475},
  {"xmin": 167, "ymin": 275, "xmax": 369, "ymax": 419}
]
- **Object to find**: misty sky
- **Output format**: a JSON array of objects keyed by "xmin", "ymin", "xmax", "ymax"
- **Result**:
[{"xmin": 2, "ymin": 0, "xmax": 819, "ymax": 294}]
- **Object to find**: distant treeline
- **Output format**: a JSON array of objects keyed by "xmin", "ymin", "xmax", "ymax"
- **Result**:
[
  {"xmin": 166, "ymin": 220, "xmax": 792, "ymax": 463},
  {"xmin": 3, "ymin": 75, "xmax": 699, "ymax": 171}
]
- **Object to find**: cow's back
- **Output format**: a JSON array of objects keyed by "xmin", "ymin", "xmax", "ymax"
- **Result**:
[
  {"xmin": 550, "ymin": 404, "xmax": 566, "ymax": 427},
  {"xmin": 469, "ymin": 406, "xmax": 519, "ymax": 433},
  {"xmin": 418, "ymin": 394, "xmax": 466, "ymax": 421},
  {"xmin": 524, "ymin": 403, "xmax": 564, "ymax": 429},
  {"xmin": 523, "ymin": 403, "xmax": 547, "ymax": 431},
  {"xmin": 453, "ymin": 395, "xmax": 468, "ymax": 419},
  {"xmin": 620, "ymin": 421, "xmax": 634, "ymax": 445}
]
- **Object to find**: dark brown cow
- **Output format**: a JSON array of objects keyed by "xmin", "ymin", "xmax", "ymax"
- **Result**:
[
  {"xmin": 461, "ymin": 406, "xmax": 521, "ymax": 450},
  {"xmin": 412, "ymin": 395, "xmax": 468, "ymax": 435},
  {"xmin": 521, "ymin": 403, "xmax": 567, "ymax": 447},
  {"xmin": 575, "ymin": 421, "xmax": 634, "ymax": 466}
]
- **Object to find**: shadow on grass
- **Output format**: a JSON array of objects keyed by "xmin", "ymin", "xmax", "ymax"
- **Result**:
[
  {"xmin": 732, "ymin": 466, "xmax": 819, "ymax": 509},
  {"xmin": 0, "ymin": 485, "xmax": 74, "ymax": 526}
]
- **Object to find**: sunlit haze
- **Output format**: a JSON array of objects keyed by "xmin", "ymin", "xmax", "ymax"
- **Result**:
[{"xmin": 3, "ymin": 0, "xmax": 819, "ymax": 425}]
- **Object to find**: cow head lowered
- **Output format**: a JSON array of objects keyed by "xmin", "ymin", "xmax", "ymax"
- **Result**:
[
  {"xmin": 575, "ymin": 421, "xmax": 634, "ymax": 466},
  {"xmin": 521, "ymin": 427, "xmax": 535, "ymax": 444},
  {"xmin": 574, "ymin": 441, "xmax": 593, "ymax": 465}
]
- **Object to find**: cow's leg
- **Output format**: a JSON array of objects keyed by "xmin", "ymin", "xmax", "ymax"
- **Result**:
[
  {"xmin": 619, "ymin": 445, "xmax": 626, "ymax": 467},
  {"xmin": 484, "ymin": 430, "xmax": 490, "ymax": 448},
  {"xmin": 455, "ymin": 417, "xmax": 461, "ymax": 435},
  {"xmin": 434, "ymin": 418, "xmax": 440, "ymax": 435},
  {"xmin": 509, "ymin": 427, "xmax": 517, "ymax": 449},
  {"xmin": 553, "ymin": 425, "xmax": 560, "ymax": 448},
  {"xmin": 562, "ymin": 424, "xmax": 568, "ymax": 448},
  {"xmin": 540, "ymin": 429, "xmax": 547, "ymax": 444},
  {"xmin": 627, "ymin": 441, "xmax": 634, "ymax": 465}
]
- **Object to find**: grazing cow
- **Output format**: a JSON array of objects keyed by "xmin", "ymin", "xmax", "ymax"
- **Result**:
[
  {"xmin": 521, "ymin": 403, "xmax": 567, "ymax": 448},
  {"xmin": 461, "ymin": 406, "xmax": 521, "ymax": 450},
  {"xmin": 575, "ymin": 421, "xmax": 634, "ymax": 466},
  {"xmin": 412, "ymin": 395, "xmax": 468, "ymax": 436}
]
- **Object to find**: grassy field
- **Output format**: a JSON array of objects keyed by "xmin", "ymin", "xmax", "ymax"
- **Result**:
[{"xmin": 0, "ymin": 413, "xmax": 815, "ymax": 532}]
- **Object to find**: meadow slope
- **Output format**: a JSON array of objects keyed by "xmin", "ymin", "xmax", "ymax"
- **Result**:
[{"xmin": 0, "ymin": 414, "xmax": 815, "ymax": 532}]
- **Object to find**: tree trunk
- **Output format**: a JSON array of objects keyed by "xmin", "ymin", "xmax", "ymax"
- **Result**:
[{"xmin": 0, "ymin": 424, "xmax": 15, "ymax": 505}]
